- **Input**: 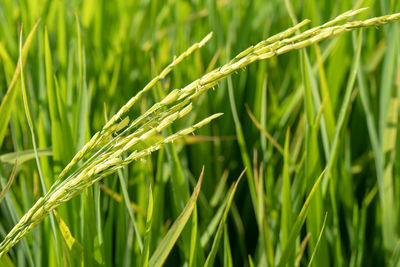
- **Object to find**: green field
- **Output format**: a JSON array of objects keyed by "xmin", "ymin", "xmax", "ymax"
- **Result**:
[{"xmin": 0, "ymin": 0, "xmax": 400, "ymax": 266}]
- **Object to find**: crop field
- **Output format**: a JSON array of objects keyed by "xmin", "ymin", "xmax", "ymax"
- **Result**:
[{"xmin": 0, "ymin": 0, "xmax": 399, "ymax": 266}]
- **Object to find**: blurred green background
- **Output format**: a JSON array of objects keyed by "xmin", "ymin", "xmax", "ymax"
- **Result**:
[{"xmin": 0, "ymin": 0, "xmax": 399, "ymax": 266}]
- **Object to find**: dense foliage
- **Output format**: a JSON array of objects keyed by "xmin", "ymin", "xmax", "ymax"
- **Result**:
[{"xmin": 0, "ymin": 1, "xmax": 399, "ymax": 266}]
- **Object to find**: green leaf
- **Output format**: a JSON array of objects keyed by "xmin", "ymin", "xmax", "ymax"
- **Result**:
[
  {"xmin": 52, "ymin": 210, "xmax": 84, "ymax": 264},
  {"xmin": 204, "ymin": 169, "xmax": 245, "ymax": 267},
  {"xmin": 276, "ymin": 168, "xmax": 327, "ymax": 267},
  {"xmin": 140, "ymin": 185, "xmax": 154, "ymax": 267},
  {"xmin": 149, "ymin": 167, "xmax": 204, "ymax": 267},
  {"xmin": 0, "ymin": 148, "xmax": 52, "ymax": 165},
  {"xmin": 307, "ymin": 212, "xmax": 328, "ymax": 267},
  {"xmin": 280, "ymin": 129, "xmax": 293, "ymax": 266},
  {"xmin": 0, "ymin": 20, "xmax": 39, "ymax": 147},
  {"xmin": 0, "ymin": 161, "xmax": 16, "ymax": 203}
]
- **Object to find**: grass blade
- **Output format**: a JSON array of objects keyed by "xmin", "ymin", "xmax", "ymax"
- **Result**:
[
  {"xmin": 140, "ymin": 185, "xmax": 153, "ymax": 267},
  {"xmin": 149, "ymin": 167, "xmax": 204, "ymax": 267},
  {"xmin": 0, "ymin": 148, "xmax": 52, "ymax": 165},
  {"xmin": 204, "ymin": 169, "xmax": 245, "ymax": 267},
  {"xmin": 19, "ymin": 25, "xmax": 60, "ymax": 265},
  {"xmin": 307, "ymin": 212, "xmax": 328, "ymax": 267},
  {"xmin": 276, "ymin": 168, "xmax": 327, "ymax": 267},
  {"xmin": 0, "ymin": 161, "xmax": 17, "ymax": 204},
  {"xmin": 52, "ymin": 210, "xmax": 83, "ymax": 264},
  {"xmin": 280, "ymin": 129, "xmax": 293, "ymax": 267},
  {"xmin": 0, "ymin": 20, "xmax": 39, "ymax": 147}
]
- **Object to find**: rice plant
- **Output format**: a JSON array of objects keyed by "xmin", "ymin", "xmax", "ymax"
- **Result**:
[{"xmin": 0, "ymin": 1, "xmax": 399, "ymax": 266}]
